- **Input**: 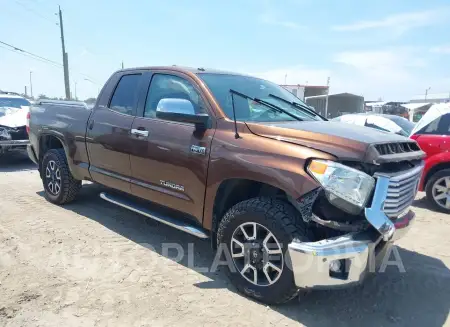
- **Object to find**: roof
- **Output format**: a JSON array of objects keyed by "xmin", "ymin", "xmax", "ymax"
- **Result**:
[
  {"xmin": 411, "ymin": 93, "xmax": 450, "ymax": 101},
  {"xmin": 305, "ymin": 92, "xmax": 363, "ymax": 99},
  {"xmin": 280, "ymin": 84, "xmax": 329, "ymax": 89},
  {"xmin": 402, "ymin": 102, "xmax": 432, "ymax": 110},
  {"xmin": 0, "ymin": 93, "xmax": 25, "ymax": 99},
  {"xmin": 118, "ymin": 66, "xmax": 249, "ymax": 76}
]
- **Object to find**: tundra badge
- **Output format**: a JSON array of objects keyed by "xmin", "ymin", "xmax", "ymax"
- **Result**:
[
  {"xmin": 191, "ymin": 145, "xmax": 206, "ymax": 155},
  {"xmin": 160, "ymin": 180, "xmax": 185, "ymax": 192}
]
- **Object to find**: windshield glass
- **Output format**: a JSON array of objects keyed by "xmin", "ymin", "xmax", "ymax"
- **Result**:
[
  {"xmin": 388, "ymin": 115, "xmax": 415, "ymax": 135},
  {"xmin": 198, "ymin": 73, "xmax": 322, "ymax": 122},
  {"xmin": 0, "ymin": 97, "xmax": 31, "ymax": 108}
]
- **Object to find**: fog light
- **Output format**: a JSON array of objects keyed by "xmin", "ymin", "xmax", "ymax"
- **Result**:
[{"xmin": 329, "ymin": 259, "xmax": 342, "ymax": 273}]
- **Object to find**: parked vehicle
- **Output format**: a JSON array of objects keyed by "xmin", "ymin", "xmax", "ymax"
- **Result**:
[
  {"xmin": 410, "ymin": 103, "xmax": 450, "ymax": 212},
  {"xmin": 27, "ymin": 66, "xmax": 425, "ymax": 304},
  {"xmin": 0, "ymin": 93, "xmax": 31, "ymax": 156},
  {"xmin": 333, "ymin": 113, "xmax": 415, "ymax": 137}
]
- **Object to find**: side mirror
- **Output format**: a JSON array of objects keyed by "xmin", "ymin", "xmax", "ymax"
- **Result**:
[{"xmin": 155, "ymin": 98, "xmax": 211, "ymax": 129}]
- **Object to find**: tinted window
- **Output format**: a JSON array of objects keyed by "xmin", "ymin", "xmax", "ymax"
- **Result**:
[
  {"xmin": 440, "ymin": 113, "xmax": 450, "ymax": 135},
  {"xmin": 419, "ymin": 116, "xmax": 442, "ymax": 135},
  {"xmin": 388, "ymin": 116, "xmax": 415, "ymax": 135},
  {"xmin": 109, "ymin": 74, "xmax": 142, "ymax": 115},
  {"xmin": 144, "ymin": 74, "xmax": 205, "ymax": 118},
  {"xmin": 0, "ymin": 97, "xmax": 31, "ymax": 108},
  {"xmin": 198, "ymin": 73, "xmax": 321, "ymax": 122}
]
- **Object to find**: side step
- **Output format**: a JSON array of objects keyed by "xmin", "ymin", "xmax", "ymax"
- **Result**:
[{"xmin": 100, "ymin": 192, "xmax": 209, "ymax": 239}]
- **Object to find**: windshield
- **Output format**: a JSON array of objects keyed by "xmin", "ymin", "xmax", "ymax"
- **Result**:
[
  {"xmin": 0, "ymin": 97, "xmax": 31, "ymax": 108},
  {"xmin": 198, "ymin": 73, "xmax": 323, "ymax": 122},
  {"xmin": 388, "ymin": 116, "xmax": 415, "ymax": 135}
]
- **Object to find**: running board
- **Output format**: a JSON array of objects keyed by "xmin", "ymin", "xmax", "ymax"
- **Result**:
[{"xmin": 99, "ymin": 192, "xmax": 209, "ymax": 239}]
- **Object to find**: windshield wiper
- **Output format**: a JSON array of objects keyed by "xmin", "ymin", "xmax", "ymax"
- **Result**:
[
  {"xmin": 229, "ymin": 89, "xmax": 303, "ymax": 121},
  {"xmin": 268, "ymin": 94, "xmax": 327, "ymax": 121}
]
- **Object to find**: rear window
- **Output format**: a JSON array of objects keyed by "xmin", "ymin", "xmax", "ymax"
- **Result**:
[
  {"xmin": 0, "ymin": 97, "xmax": 31, "ymax": 108},
  {"xmin": 109, "ymin": 74, "xmax": 142, "ymax": 115}
]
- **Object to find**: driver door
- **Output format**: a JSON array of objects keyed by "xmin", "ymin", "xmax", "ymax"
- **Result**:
[{"xmin": 128, "ymin": 72, "xmax": 215, "ymax": 224}]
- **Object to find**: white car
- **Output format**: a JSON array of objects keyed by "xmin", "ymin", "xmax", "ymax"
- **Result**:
[
  {"xmin": 0, "ymin": 93, "xmax": 31, "ymax": 156},
  {"xmin": 333, "ymin": 113, "xmax": 415, "ymax": 137}
]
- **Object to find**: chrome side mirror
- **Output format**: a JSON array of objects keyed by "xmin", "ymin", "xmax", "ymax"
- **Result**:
[
  {"xmin": 156, "ymin": 98, "xmax": 195, "ymax": 115},
  {"xmin": 155, "ymin": 98, "xmax": 211, "ymax": 129}
]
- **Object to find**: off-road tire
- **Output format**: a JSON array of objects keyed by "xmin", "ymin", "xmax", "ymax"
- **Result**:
[
  {"xmin": 217, "ymin": 197, "xmax": 312, "ymax": 305},
  {"xmin": 41, "ymin": 148, "xmax": 82, "ymax": 204},
  {"xmin": 425, "ymin": 169, "xmax": 450, "ymax": 213}
]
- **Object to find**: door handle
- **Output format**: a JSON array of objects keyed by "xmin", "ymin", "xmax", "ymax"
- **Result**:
[{"xmin": 131, "ymin": 128, "xmax": 149, "ymax": 137}]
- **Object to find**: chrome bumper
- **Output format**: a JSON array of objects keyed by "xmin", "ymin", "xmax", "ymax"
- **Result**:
[
  {"xmin": 288, "ymin": 166, "xmax": 421, "ymax": 289},
  {"xmin": 0, "ymin": 139, "xmax": 29, "ymax": 147}
]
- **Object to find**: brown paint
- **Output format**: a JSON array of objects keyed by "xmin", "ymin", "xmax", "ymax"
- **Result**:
[{"xmin": 28, "ymin": 66, "xmax": 421, "ymax": 232}]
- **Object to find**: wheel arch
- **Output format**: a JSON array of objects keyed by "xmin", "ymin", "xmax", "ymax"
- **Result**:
[
  {"xmin": 209, "ymin": 178, "xmax": 289, "ymax": 249},
  {"xmin": 38, "ymin": 133, "xmax": 80, "ymax": 179},
  {"xmin": 424, "ymin": 161, "xmax": 450, "ymax": 189}
]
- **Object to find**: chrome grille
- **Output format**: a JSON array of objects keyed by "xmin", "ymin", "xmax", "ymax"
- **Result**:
[{"xmin": 381, "ymin": 165, "xmax": 423, "ymax": 218}]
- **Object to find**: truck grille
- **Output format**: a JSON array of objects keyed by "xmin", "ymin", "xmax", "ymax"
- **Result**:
[
  {"xmin": 375, "ymin": 142, "xmax": 420, "ymax": 155},
  {"xmin": 382, "ymin": 165, "xmax": 423, "ymax": 218}
]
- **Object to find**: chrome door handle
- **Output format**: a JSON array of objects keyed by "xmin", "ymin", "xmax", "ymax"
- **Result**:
[{"xmin": 131, "ymin": 129, "xmax": 149, "ymax": 137}]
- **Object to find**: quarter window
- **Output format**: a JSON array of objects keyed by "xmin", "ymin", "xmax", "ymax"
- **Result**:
[
  {"xmin": 144, "ymin": 74, "xmax": 205, "ymax": 118},
  {"xmin": 109, "ymin": 74, "xmax": 142, "ymax": 115}
]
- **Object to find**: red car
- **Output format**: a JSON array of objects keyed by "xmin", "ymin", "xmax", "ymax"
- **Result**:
[{"xmin": 410, "ymin": 104, "xmax": 450, "ymax": 212}]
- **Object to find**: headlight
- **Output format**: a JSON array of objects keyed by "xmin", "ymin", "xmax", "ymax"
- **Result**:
[{"xmin": 307, "ymin": 159, "xmax": 375, "ymax": 214}]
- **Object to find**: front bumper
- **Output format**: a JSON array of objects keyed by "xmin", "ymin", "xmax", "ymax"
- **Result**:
[
  {"xmin": 288, "ymin": 166, "xmax": 421, "ymax": 289},
  {"xmin": 0, "ymin": 139, "xmax": 30, "ymax": 147}
]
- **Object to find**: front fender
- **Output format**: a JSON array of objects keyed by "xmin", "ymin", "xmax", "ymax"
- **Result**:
[
  {"xmin": 202, "ymin": 121, "xmax": 335, "ymax": 230},
  {"xmin": 420, "ymin": 152, "xmax": 450, "ymax": 190}
]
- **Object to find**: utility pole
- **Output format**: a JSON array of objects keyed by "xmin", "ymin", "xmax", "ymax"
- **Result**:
[
  {"xmin": 425, "ymin": 87, "xmax": 431, "ymax": 100},
  {"xmin": 324, "ymin": 76, "xmax": 330, "ymax": 118},
  {"xmin": 24, "ymin": 86, "xmax": 27, "ymax": 97},
  {"xmin": 121, "ymin": 61, "xmax": 124, "ymax": 69},
  {"xmin": 29, "ymin": 71, "xmax": 33, "ymax": 98},
  {"xmin": 74, "ymin": 81, "xmax": 77, "ymax": 100},
  {"xmin": 284, "ymin": 73, "xmax": 287, "ymax": 85},
  {"xmin": 59, "ymin": 6, "xmax": 71, "ymax": 100}
]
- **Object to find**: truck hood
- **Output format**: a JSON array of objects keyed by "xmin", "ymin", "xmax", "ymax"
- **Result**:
[{"xmin": 246, "ymin": 120, "xmax": 412, "ymax": 162}]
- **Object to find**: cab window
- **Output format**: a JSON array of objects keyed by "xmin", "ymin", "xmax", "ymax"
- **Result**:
[{"xmin": 144, "ymin": 74, "xmax": 206, "ymax": 118}]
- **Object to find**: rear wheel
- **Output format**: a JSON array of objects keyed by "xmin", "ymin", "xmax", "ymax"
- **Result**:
[
  {"xmin": 41, "ymin": 149, "xmax": 81, "ymax": 204},
  {"xmin": 217, "ymin": 197, "xmax": 312, "ymax": 304},
  {"xmin": 425, "ymin": 169, "xmax": 450, "ymax": 213}
]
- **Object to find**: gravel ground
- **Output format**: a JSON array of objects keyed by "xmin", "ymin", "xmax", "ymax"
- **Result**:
[{"xmin": 0, "ymin": 152, "xmax": 449, "ymax": 327}]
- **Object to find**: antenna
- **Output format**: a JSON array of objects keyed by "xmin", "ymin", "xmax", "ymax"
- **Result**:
[{"xmin": 230, "ymin": 92, "xmax": 240, "ymax": 139}]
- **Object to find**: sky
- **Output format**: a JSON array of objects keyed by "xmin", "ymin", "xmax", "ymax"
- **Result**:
[{"xmin": 0, "ymin": 0, "xmax": 449, "ymax": 101}]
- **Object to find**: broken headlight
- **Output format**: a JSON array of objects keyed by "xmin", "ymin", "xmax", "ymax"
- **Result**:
[{"xmin": 307, "ymin": 159, "xmax": 375, "ymax": 214}]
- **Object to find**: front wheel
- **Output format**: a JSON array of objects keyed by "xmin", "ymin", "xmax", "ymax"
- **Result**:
[
  {"xmin": 425, "ymin": 169, "xmax": 450, "ymax": 213},
  {"xmin": 41, "ymin": 149, "xmax": 82, "ymax": 204},
  {"xmin": 217, "ymin": 197, "xmax": 312, "ymax": 304}
]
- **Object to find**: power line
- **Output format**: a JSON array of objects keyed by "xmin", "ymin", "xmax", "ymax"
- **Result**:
[
  {"xmin": 0, "ymin": 40, "xmax": 98, "ymax": 82},
  {"xmin": 0, "ymin": 40, "xmax": 62, "ymax": 66},
  {"xmin": 13, "ymin": 0, "xmax": 58, "ymax": 26}
]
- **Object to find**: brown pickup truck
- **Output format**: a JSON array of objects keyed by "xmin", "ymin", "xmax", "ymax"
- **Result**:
[{"xmin": 27, "ymin": 66, "xmax": 425, "ymax": 304}]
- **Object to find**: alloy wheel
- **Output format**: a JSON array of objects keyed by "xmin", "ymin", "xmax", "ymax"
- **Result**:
[
  {"xmin": 230, "ymin": 222, "xmax": 284, "ymax": 287},
  {"xmin": 45, "ymin": 160, "xmax": 61, "ymax": 195},
  {"xmin": 432, "ymin": 176, "xmax": 450, "ymax": 209}
]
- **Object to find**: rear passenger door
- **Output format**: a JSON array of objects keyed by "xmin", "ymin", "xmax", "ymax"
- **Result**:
[
  {"xmin": 86, "ymin": 72, "xmax": 146, "ymax": 193},
  {"xmin": 129, "ymin": 72, "xmax": 215, "ymax": 224}
]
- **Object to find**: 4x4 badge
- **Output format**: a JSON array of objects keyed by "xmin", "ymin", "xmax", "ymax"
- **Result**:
[{"xmin": 191, "ymin": 145, "xmax": 206, "ymax": 155}]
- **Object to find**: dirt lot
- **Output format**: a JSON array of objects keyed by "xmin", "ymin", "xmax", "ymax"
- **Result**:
[{"xmin": 0, "ymin": 153, "xmax": 449, "ymax": 327}]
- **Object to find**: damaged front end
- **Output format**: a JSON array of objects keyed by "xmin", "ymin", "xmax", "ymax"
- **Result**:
[
  {"xmin": 0, "ymin": 125, "xmax": 29, "ymax": 154},
  {"xmin": 287, "ymin": 143, "xmax": 424, "ymax": 289}
]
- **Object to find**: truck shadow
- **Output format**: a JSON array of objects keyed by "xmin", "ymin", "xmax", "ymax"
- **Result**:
[
  {"xmin": 0, "ymin": 151, "xmax": 36, "ymax": 172},
  {"xmin": 37, "ymin": 183, "xmax": 450, "ymax": 327}
]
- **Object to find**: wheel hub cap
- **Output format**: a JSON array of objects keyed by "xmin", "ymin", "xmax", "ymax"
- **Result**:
[{"xmin": 432, "ymin": 176, "xmax": 450, "ymax": 209}]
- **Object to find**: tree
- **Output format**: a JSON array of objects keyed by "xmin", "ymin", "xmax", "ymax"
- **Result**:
[
  {"xmin": 38, "ymin": 94, "xmax": 49, "ymax": 100},
  {"xmin": 84, "ymin": 97, "xmax": 97, "ymax": 104}
]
